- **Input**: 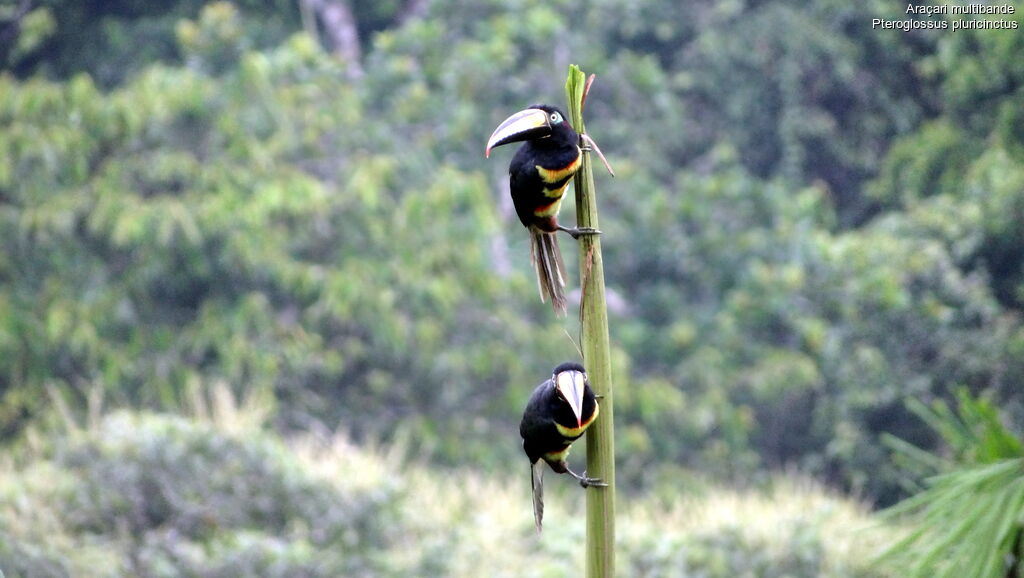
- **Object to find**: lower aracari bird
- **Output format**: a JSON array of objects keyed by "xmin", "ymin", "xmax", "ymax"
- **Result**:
[
  {"xmin": 485, "ymin": 105, "xmax": 599, "ymax": 316},
  {"xmin": 519, "ymin": 361, "xmax": 604, "ymax": 532}
]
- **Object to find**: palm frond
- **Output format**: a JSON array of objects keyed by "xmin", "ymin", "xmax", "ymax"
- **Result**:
[{"xmin": 880, "ymin": 388, "xmax": 1024, "ymax": 578}]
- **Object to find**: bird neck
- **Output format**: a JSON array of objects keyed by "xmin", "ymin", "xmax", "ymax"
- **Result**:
[{"xmin": 529, "ymin": 134, "xmax": 580, "ymax": 171}]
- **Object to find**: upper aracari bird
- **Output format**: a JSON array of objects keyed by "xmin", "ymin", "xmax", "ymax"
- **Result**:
[
  {"xmin": 485, "ymin": 105, "xmax": 599, "ymax": 316},
  {"xmin": 519, "ymin": 361, "xmax": 604, "ymax": 532}
]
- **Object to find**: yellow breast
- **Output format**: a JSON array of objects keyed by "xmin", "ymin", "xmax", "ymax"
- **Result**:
[
  {"xmin": 543, "ymin": 445, "xmax": 572, "ymax": 464},
  {"xmin": 536, "ymin": 151, "xmax": 582, "ymax": 186},
  {"xmin": 554, "ymin": 402, "xmax": 600, "ymax": 439},
  {"xmin": 534, "ymin": 196, "xmax": 565, "ymax": 218}
]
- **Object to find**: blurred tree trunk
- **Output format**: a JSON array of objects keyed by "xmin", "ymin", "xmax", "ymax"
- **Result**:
[{"xmin": 300, "ymin": 0, "xmax": 362, "ymax": 79}]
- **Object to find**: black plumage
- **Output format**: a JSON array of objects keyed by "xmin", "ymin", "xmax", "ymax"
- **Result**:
[
  {"xmin": 486, "ymin": 105, "xmax": 591, "ymax": 315},
  {"xmin": 519, "ymin": 361, "xmax": 603, "ymax": 532}
]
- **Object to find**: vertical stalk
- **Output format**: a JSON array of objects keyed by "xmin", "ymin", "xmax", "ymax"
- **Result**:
[{"xmin": 565, "ymin": 65, "xmax": 615, "ymax": 578}]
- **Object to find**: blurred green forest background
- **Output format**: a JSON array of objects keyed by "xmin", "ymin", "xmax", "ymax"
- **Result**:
[{"xmin": 1, "ymin": 0, "xmax": 1023, "ymax": 576}]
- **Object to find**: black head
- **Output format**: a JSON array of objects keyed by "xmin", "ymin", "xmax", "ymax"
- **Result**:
[{"xmin": 552, "ymin": 361, "xmax": 586, "ymax": 376}]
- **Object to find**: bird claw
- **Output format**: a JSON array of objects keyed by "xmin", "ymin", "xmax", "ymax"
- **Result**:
[
  {"xmin": 560, "ymin": 226, "xmax": 602, "ymax": 240},
  {"xmin": 569, "ymin": 468, "xmax": 608, "ymax": 488}
]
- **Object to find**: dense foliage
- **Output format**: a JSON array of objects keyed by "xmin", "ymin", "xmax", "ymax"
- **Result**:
[
  {"xmin": 1, "ymin": 412, "xmax": 405, "ymax": 577},
  {"xmin": 2, "ymin": 0, "xmax": 1022, "ymax": 522},
  {"xmin": 0, "ymin": 409, "xmax": 888, "ymax": 577}
]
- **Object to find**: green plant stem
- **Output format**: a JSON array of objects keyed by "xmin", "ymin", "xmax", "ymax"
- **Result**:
[{"xmin": 565, "ymin": 64, "xmax": 616, "ymax": 578}]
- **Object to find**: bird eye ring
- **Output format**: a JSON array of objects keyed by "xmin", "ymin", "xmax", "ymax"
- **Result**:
[{"xmin": 550, "ymin": 112, "xmax": 562, "ymax": 124}]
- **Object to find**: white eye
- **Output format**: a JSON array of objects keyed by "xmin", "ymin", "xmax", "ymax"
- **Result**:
[{"xmin": 550, "ymin": 112, "xmax": 562, "ymax": 124}]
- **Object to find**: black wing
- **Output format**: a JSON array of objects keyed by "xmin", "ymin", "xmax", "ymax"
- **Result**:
[
  {"xmin": 519, "ymin": 378, "xmax": 560, "ymax": 463},
  {"xmin": 509, "ymin": 143, "xmax": 546, "ymax": 228}
]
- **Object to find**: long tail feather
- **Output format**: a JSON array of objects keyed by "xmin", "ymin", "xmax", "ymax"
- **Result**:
[
  {"xmin": 531, "ymin": 461, "xmax": 545, "ymax": 533},
  {"xmin": 530, "ymin": 229, "xmax": 568, "ymax": 316}
]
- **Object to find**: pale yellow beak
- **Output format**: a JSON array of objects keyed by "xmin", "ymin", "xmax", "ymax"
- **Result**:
[
  {"xmin": 555, "ymin": 370, "xmax": 587, "ymax": 428},
  {"xmin": 485, "ymin": 108, "xmax": 551, "ymax": 158}
]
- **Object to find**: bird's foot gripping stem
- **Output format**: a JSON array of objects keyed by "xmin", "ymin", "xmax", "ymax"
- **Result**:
[
  {"xmin": 567, "ymin": 467, "xmax": 608, "ymax": 489},
  {"xmin": 558, "ymin": 225, "xmax": 602, "ymax": 240}
]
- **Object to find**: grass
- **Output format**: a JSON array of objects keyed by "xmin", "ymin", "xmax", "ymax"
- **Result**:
[{"xmin": 0, "ymin": 393, "xmax": 894, "ymax": 578}]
